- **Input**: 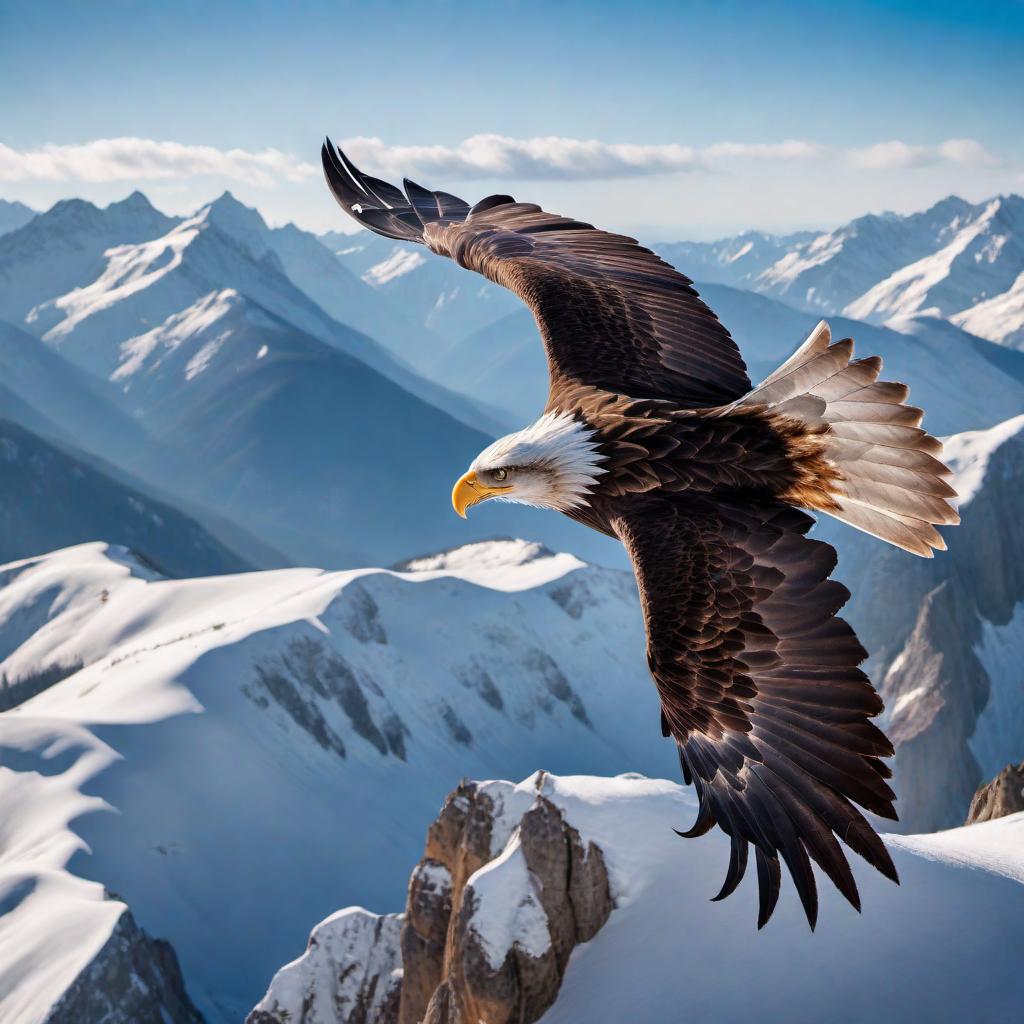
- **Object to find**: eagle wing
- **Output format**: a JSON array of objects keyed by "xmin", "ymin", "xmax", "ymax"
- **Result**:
[
  {"xmin": 611, "ymin": 494, "xmax": 898, "ymax": 928},
  {"xmin": 322, "ymin": 139, "xmax": 751, "ymax": 408}
]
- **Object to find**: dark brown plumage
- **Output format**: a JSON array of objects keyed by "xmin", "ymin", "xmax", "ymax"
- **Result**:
[{"xmin": 323, "ymin": 139, "xmax": 960, "ymax": 928}]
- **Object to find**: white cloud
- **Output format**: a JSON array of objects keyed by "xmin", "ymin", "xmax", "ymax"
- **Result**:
[
  {"xmin": 937, "ymin": 138, "xmax": 997, "ymax": 166},
  {"xmin": 0, "ymin": 134, "xmax": 1001, "ymax": 193},
  {"xmin": 0, "ymin": 138, "xmax": 317, "ymax": 186},
  {"xmin": 703, "ymin": 140, "xmax": 828, "ymax": 161},
  {"xmin": 339, "ymin": 134, "xmax": 828, "ymax": 181},
  {"xmin": 847, "ymin": 138, "xmax": 997, "ymax": 170}
]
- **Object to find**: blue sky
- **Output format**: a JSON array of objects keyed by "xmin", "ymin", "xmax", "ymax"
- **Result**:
[{"xmin": 1, "ymin": 0, "xmax": 1022, "ymax": 237}]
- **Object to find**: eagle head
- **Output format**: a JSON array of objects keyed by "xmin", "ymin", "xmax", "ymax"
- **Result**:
[{"xmin": 452, "ymin": 411, "xmax": 607, "ymax": 517}]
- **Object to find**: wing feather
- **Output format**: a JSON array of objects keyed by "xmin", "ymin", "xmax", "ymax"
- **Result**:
[
  {"xmin": 322, "ymin": 138, "xmax": 751, "ymax": 408},
  {"xmin": 612, "ymin": 494, "xmax": 898, "ymax": 928}
]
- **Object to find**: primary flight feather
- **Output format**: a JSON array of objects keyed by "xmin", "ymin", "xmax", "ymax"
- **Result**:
[{"xmin": 322, "ymin": 138, "xmax": 959, "ymax": 928}]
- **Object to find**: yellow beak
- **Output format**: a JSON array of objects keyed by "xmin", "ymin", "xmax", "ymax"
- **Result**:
[{"xmin": 451, "ymin": 470, "xmax": 512, "ymax": 518}]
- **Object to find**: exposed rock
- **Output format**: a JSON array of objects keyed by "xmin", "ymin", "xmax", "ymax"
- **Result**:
[
  {"xmin": 966, "ymin": 762, "xmax": 1024, "ymax": 823},
  {"xmin": 456, "ymin": 662, "xmax": 504, "ymax": 711},
  {"xmin": 403, "ymin": 774, "xmax": 611, "ymax": 1024},
  {"xmin": 251, "ymin": 636, "xmax": 410, "ymax": 760},
  {"xmin": 45, "ymin": 904, "xmax": 202, "ymax": 1024},
  {"xmin": 249, "ymin": 774, "xmax": 613, "ymax": 1024},
  {"xmin": 247, "ymin": 908, "xmax": 402, "ymax": 1024},
  {"xmin": 522, "ymin": 649, "xmax": 590, "ymax": 727},
  {"xmin": 253, "ymin": 659, "xmax": 348, "ymax": 760},
  {"xmin": 439, "ymin": 700, "xmax": 473, "ymax": 746},
  {"xmin": 399, "ymin": 860, "xmax": 453, "ymax": 1022},
  {"xmin": 882, "ymin": 581, "xmax": 989, "ymax": 832},
  {"xmin": 338, "ymin": 582, "xmax": 388, "ymax": 644}
]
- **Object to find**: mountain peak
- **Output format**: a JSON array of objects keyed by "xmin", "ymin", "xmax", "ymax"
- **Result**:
[
  {"xmin": 107, "ymin": 190, "xmax": 158, "ymax": 214},
  {"xmin": 206, "ymin": 190, "xmax": 261, "ymax": 220},
  {"xmin": 200, "ymin": 191, "xmax": 270, "ymax": 254},
  {"xmin": 211, "ymin": 188, "xmax": 243, "ymax": 208}
]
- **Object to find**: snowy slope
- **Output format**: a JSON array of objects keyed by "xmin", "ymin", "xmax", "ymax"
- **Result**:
[
  {"xmin": 0, "ymin": 539, "xmax": 672, "ymax": 1021},
  {"xmin": 255, "ymin": 772, "xmax": 1024, "ymax": 1024},
  {"xmin": 534, "ymin": 775, "xmax": 1024, "ymax": 1024},
  {"xmin": 755, "ymin": 196, "xmax": 977, "ymax": 312},
  {"xmin": 653, "ymin": 195, "xmax": 1024, "ymax": 350},
  {"xmin": 952, "ymin": 269, "xmax": 1024, "ymax": 348}
]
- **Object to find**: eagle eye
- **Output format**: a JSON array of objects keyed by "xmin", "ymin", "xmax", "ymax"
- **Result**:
[{"xmin": 493, "ymin": 468, "xmax": 508, "ymax": 482}]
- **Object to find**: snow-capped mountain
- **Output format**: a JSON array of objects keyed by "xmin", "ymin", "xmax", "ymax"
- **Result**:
[
  {"xmin": 0, "ymin": 192, "xmax": 178, "ymax": 329},
  {"xmin": 0, "ymin": 198, "xmax": 36, "ymax": 237},
  {"xmin": 752, "ymin": 195, "xmax": 982, "ymax": 312},
  {"xmin": 103, "ymin": 283, "xmax": 608, "ymax": 568},
  {"xmin": 652, "ymin": 194, "xmax": 1024, "ymax": 350},
  {"xmin": 0, "ymin": 539, "xmax": 671, "ymax": 1021},
  {"xmin": 1, "ymin": 192, "xmax": 503, "ymax": 438},
  {"xmin": 254, "ymin": 771, "xmax": 1024, "ymax": 1024},
  {"xmin": 195, "ymin": 194, "xmax": 453, "ymax": 385},
  {"xmin": 844, "ymin": 196, "xmax": 1024, "ymax": 327},
  {"xmin": 654, "ymin": 228, "xmax": 817, "ymax": 288},
  {"xmin": 0, "ymin": 193, "xmax": 621, "ymax": 569}
]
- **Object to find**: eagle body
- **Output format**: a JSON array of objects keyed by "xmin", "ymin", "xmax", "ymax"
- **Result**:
[{"xmin": 322, "ymin": 140, "xmax": 960, "ymax": 929}]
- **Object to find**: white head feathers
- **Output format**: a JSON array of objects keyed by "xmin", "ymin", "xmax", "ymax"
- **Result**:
[{"xmin": 469, "ymin": 411, "xmax": 607, "ymax": 512}]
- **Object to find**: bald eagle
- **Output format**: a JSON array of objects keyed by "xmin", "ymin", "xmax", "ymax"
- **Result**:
[{"xmin": 322, "ymin": 139, "xmax": 959, "ymax": 929}]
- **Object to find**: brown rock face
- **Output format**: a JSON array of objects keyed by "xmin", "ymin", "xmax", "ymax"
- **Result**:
[
  {"xmin": 966, "ymin": 762, "xmax": 1024, "ymax": 824},
  {"xmin": 405, "ymin": 774, "xmax": 612, "ymax": 1024}
]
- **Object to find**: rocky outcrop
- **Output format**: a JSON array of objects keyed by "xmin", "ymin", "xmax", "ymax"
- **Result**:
[
  {"xmin": 966, "ymin": 762, "xmax": 1024, "ymax": 824},
  {"xmin": 249, "ymin": 772, "xmax": 613, "ymax": 1024},
  {"xmin": 410, "ymin": 776, "xmax": 611, "ymax": 1024},
  {"xmin": 248, "ymin": 909, "xmax": 402, "ymax": 1024},
  {"xmin": 44, "ymin": 904, "xmax": 202, "ymax": 1024}
]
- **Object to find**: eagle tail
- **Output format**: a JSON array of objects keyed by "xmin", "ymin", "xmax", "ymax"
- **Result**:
[{"xmin": 740, "ymin": 320, "xmax": 958, "ymax": 557}]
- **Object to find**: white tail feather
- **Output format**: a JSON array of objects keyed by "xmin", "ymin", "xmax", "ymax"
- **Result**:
[{"xmin": 740, "ymin": 320, "xmax": 959, "ymax": 557}]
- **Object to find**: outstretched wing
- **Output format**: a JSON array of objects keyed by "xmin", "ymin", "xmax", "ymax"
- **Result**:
[
  {"xmin": 611, "ymin": 493, "xmax": 898, "ymax": 929},
  {"xmin": 323, "ymin": 139, "xmax": 751, "ymax": 409}
]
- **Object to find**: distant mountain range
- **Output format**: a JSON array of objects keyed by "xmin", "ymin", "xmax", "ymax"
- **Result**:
[
  {"xmin": 330, "ymin": 193, "xmax": 1024, "ymax": 425},
  {"xmin": 655, "ymin": 194, "xmax": 1024, "ymax": 347},
  {"xmin": 0, "ymin": 191, "xmax": 614, "ymax": 570}
]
